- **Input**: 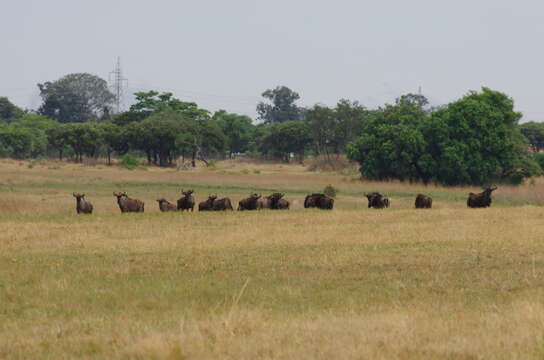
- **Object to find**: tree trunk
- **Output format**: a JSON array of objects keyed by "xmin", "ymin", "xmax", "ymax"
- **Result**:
[
  {"xmin": 59, "ymin": 149, "xmax": 63, "ymax": 162},
  {"xmin": 191, "ymin": 151, "xmax": 196, "ymax": 167}
]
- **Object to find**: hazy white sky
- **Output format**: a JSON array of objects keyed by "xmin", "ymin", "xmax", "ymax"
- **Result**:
[{"xmin": 2, "ymin": 0, "xmax": 544, "ymax": 120}]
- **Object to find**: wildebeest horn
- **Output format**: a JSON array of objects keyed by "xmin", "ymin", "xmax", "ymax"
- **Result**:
[{"xmin": 73, "ymin": 192, "xmax": 77, "ymax": 197}]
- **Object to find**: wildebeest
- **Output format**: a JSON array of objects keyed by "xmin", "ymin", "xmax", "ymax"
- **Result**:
[
  {"xmin": 156, "ymin": 198, "xmax": 177, "ymax": 212},
  {"xmin": 177, "ymin": 189, "xmax": 195, "ymax": 212},
  {"xmin": 73, "ymin": 193, "xmax": 93, "ymax": 214},
  {"xmin": 365, "ymin": 192, "xmax": 390, "ymax": 209},
  {"xmin": 213, "ymin": 196, "xmax": 234, "ymax": 211},
  {"xmin": 414, "ymin": 194, "xmax": 432, "ymax": 209},
  {"xmin": 304, "ymin": 193, "xmax": 334, "ymax": 210},
  {"xmin": 113, "ymin": 192, "xmax": 145, "ymax": 213},
  {"xmin": 467, "ymin": 186, "xmax": 497, "ymax": 208},
  {"xmin": 257, "ymin": 195, "xmax": 272, "ymax": 209},
  {"xmin": 269, "ymin": 193, "xmax": 289, "ymax": 210},
  {"xmin": 198, "ymin": 194, "xmax": 217, "ymax": 211},
  {"xmin": 238, "ymin": 193, "xmax": 261, "ymax": 211}
]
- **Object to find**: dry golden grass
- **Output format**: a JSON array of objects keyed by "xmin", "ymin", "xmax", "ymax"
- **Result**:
[{"xmin": 2, "ymin": 159, "xmax": 544, "ymax": 359}]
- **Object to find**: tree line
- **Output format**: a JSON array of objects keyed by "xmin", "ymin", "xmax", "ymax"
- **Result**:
[{"xmin": 0, "ymin": 72, "xmax": 542, "ymax": 186}]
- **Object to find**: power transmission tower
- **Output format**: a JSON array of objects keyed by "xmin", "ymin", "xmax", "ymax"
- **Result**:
[{"xmin": 109, "ymin": 57, "xmax": 128, "ymax": 114}]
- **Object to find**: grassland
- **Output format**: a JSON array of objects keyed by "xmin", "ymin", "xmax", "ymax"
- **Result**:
[{"xmin": 2, "ymin": 158, "xmax": 544, "ymax": 359}]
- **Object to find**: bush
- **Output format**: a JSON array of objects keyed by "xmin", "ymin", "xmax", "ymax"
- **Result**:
[
  {"xmin": 241, "ymin": 169, "xmax": 249, "ymax": 175},
  {"xmin": 121, "ymin": 154, "xmax": 139, "ymax": 170},
  {"xmin": 533, "ymin": 153, "xmax": 544, "ymax": 170},
  {"xmin": 323, "ymin": 184, "xmax": 338, "ymax": 198},
  {"xmin": 253, "ymin": 169, "xmax": 261, "ymax": 174}
]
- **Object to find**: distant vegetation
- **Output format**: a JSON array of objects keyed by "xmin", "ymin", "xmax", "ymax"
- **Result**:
[{"xmin": 1, "ymin": 73, "xmax": 543, "ymax": 186}]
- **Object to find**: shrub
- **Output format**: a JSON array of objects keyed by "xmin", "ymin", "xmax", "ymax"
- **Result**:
[
  {"xmin": 323, "ymin": 184, "xmax": 338, "ymax": 198},
  {"xmin": 121, "ymin": 154, "xmax": 139, "ymax": 170},
  {"xmin": 241, "ymin": 169, "xmax": 249, "ymax": 175},
  {"xmin": 253, "ymin": 169, "xmax": 261, "ymax": 174}
]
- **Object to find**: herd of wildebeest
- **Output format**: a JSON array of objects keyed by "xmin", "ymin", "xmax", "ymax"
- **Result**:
[{"xmin": 71, "ymin": 186, "xmax": 499, "ymax": 214}]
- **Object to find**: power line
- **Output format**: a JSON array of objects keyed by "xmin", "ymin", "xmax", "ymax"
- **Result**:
[{"xmin": 109, "ymin": 57, "xmax": 128, "ymax": 114}]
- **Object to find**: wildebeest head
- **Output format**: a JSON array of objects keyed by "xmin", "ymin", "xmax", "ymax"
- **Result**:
[
  {"xmin": 113, "ymin": 192, "xmax": 128, "ymax": 200},
  {"xmin": 73, "ymin": 193, "xmax": 86, "ymax": 200},
  {"xmin": 484, "ymin": 186, "xmax": 498, "ymax": 195},
  {"xmin": 182, "ymin": 189, "xmax": 194, "ymax": 197},
  {"xmin": 208, "ymin": 194, "xmax": 217, "ymax": 202},
  {"xmin": 156, "ymin": 198, "xmax": 167, "ymax": 204}
]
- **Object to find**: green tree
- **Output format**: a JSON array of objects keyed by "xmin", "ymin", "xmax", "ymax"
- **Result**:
[
  {"xmin": 428, "ymin": 88, "xmax": 533, "ymax": 185},
  {"xmin": 10, "ymin": 114, "xmax": 56, "ymax": 158},
  {"xmin": 333, "ymin": 99, "xmax": 367, "ymax": 154},
  {"xmin": 0, "ymin": 126, "xmax": 34, "ymax": 159},
  {"xmin": 304, "ymin": 104, "xmax": 337, "ymax": 157},
  {"xmin": 519, "ymin": 121, "xmax": 544, "ymax": 152},
  {"xmin": 46, "ymin": 124, "xmax": 70, "ymax": 161},
  {"xmin": 213, "ymin": 110, "xmax": 254, "ymax": 157},
  {"xmin": 261, "ymin": 121, "xmax": 312, "ymax": 162},
  {"xmin": 98, "ymin": 122, "xmax": 126, "ymax": 165},
  {"xmin": 347, "ymin": 101, "xmax": 431, "ymax": 182},
  {"xmin": 256, "ymin": 86, "xmax": 302, "ymax": 124},
  {"xmin": 348, "ymin": 88, "xmax": 540, "ymax": 185},
  {"xmin": 63, "ymin": 123, "xmax": 103, "ymax": 162},
  {"xmin": 127, "ymin": 91, "xmax": 210, "ymax": 122},
  {"xmin": 0, "ymin": 97, "xmax": 24, "ymax": 123},
  {"xmin": 38, "ymin": 73, "xmax": 115, "ymax": 123}
]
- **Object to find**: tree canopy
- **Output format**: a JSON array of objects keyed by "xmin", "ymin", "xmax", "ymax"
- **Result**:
[
  {"xmin": 256, "ymin": 86, "xmax": 302, "ymax": 124},
  {"xmin": 347, "ymin": 88, "xmax": 540, "ymax": 185},
  {"xmin": 38, "ymin": 73, "xmax": 115, "ymax": 123},
  {"xmin": 0, "ymin": 97, "xmax": 24, "ymax": 123}
]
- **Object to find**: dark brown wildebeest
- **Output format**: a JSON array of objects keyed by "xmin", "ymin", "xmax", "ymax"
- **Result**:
[
  {"xmin": 467, "ymin": 186, "xmax": 497, "ymax": 208},
  {"xmin": 365, "ymin": 192, "xmax": 389, "ymax": 209},
  {"xmin": 213, "ymin": 196, "xmax": 234, "ymax": 211},
  {"xmin": 177, "ymin": 189, "xmax": 195, "ymax": 212},
  {"xmin": 414, "ymin": 194, "xmax": 432, "ymax": 209},
  {"xmin": 113, "ymin": 192, "xmax": 145, "ymax": 213},
  {"xmin": 238, "ymin": 193, "xmax": 261, "ymax": 211},
  {"xmin": 156, "ymin": 198, "xmax": 177, "ymax": 212},
  {"xmin": 73, "ymin": 193, "xmax": 93, "ymax": 214},
  {"xmin": 198, "ymin": 194, "xmax": 217, "ymax": 211},
  {"xmin": 269, "ymin": 193, "xmax": 289, "ymax": 210},
  {"xmin": 304, "ymin": 193, "xmax": 334, "ymax": 210}
]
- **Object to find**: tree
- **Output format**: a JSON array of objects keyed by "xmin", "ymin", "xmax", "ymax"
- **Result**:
[
  {"xmin": 304, "ymin": 100, "xmax": 368, "ymax": 161},
  {"xmin": 304, "ymin": 104, "xmax": 337, "ymax": 158},
  {"xmin": 261, "ymin": 121, "xmax": 312, "ymax": 162},
  {"xmin": 426, "ymin": 88, "xmax": 538, "ymax": 185},
  {"xmin": 46, "ymin": 124, "xmax": 70, "ymax": 161},
  {"xmin": 333, "ymin": 99, "xmax": 367, "ymax": 154},
  {"xmin": 256, "ymin": 86, "xmax": 302, "ymax": 124},
  {"xmin": 127, "ymin": 91, "xmax": 210, "ymax": 121},
  {"xmin": 38, "ymin": 73, "xmax": 115, "ymax": 123},
  {"xmin": 98, "ymin": 122, "xmax": 126, "ymax": 165},
  {"xmin": 10, "ymin": 114, "xmax": 55, "ymax": 158},
  {"xmin": 0, "ymin": 97, "xmax": 24, "ymax": 123},
  {"xmin": 63, "ymin": 123, "xmax": 103, "ymax": 162},
  {"xmin": 349, "ymin": 89, "xmax": 541, "ymax": 185},
  {"xmin": 347, "ymin": 100, "xmax": 432, "ymax": 183},
  {"xmin": 213, "ymin": 110, "xmax": 254, "ymax": 157},
  {"xmin": 519, "ymin": 121, "xmax": 544, "ymax": 152},
  {"xmin": 396, "ymin": 93, "xmax": 429, "ymax": 109}
]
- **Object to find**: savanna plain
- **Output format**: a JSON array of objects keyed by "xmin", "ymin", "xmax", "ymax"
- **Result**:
[{"xmin": 2, "ymin": 158, "xmax": 544, "ymax": 359}]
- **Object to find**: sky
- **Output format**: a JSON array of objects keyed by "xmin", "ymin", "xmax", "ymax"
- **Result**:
[{"xmin": 2, "ymin": 0, "xmax": 544, "ymax": 121}]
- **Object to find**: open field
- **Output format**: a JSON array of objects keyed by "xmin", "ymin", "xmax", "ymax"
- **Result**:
[{"xmin": 2, "ymin": 159, "xmax": 544, "ymax": 359}]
